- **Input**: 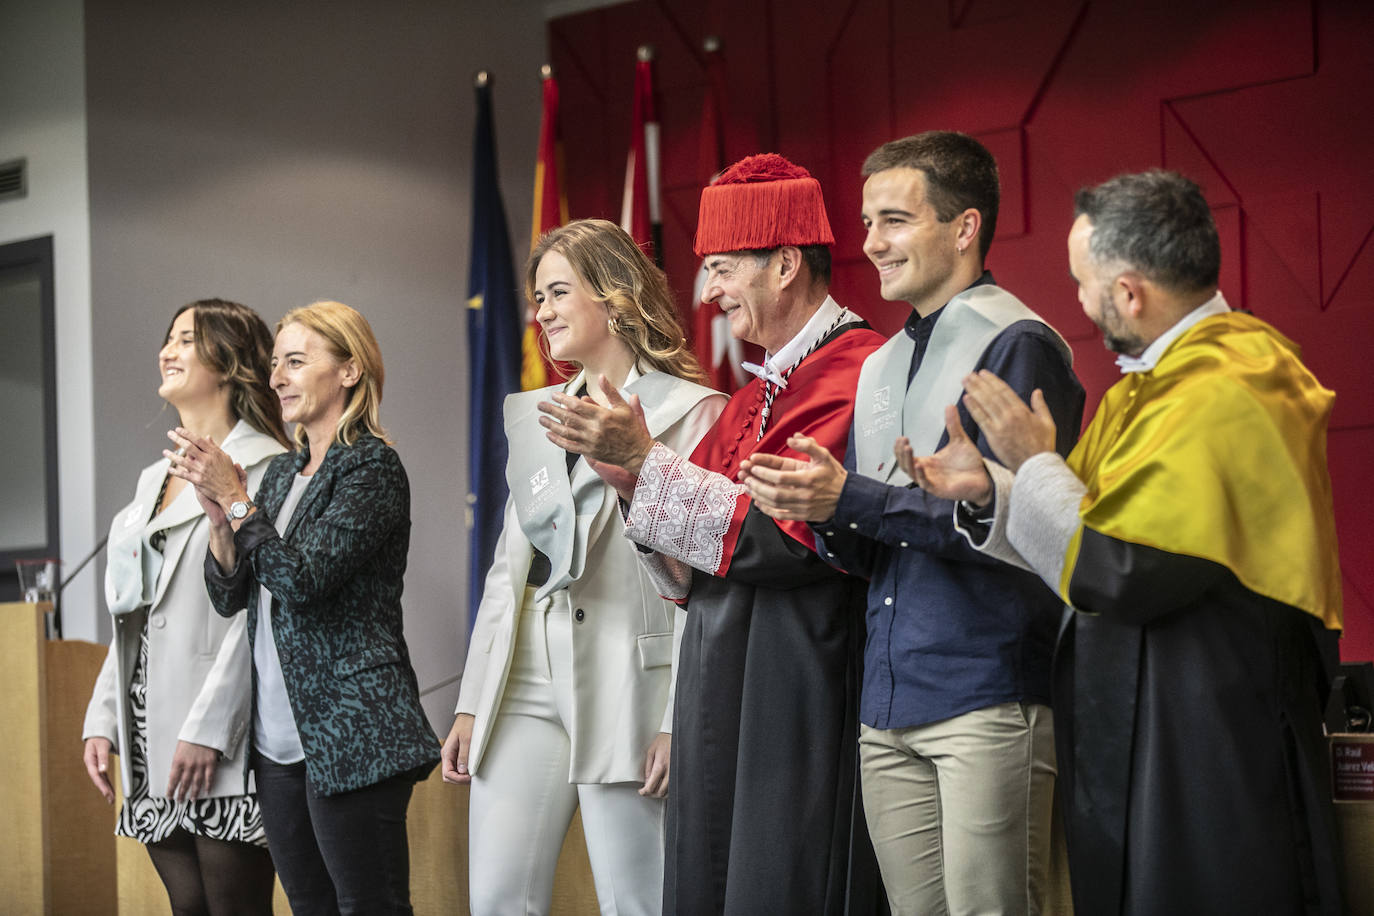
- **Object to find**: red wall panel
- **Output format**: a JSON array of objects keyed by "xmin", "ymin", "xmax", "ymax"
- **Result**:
[{"xmin": 548, "ymin": 0, "xmax": 1374, "ymax": 660}]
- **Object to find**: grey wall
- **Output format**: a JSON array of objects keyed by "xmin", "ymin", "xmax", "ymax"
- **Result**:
[
  {"xmin": 85, "ymin": 0, "xmax": 548, "ymax": 729},
  {"xmin": 0, "ymin": 0, "xmax": 97, "ymax": 633}
]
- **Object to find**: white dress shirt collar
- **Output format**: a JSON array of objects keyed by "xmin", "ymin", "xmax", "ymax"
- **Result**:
[
  {"xmin": 1115, "ymin": 290, "xmax": 1230, "ymax": 374},
  {"xmin": 741, "ymin": 296, "xmax": 851, "ymax": 388}
]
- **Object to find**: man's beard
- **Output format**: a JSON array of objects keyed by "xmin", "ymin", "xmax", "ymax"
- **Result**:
[{"xmin": 1097, "ymin": 291, "xmax": 1146, "ymax": 356}]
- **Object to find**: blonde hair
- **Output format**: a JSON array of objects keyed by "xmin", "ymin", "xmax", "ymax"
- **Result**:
[
  {"xmin": 525, "ymin": 219, "xmax": 706, "ymax": 384},
  {"xmin": 277, "ymin": 300, "xmax": 389, "ymax": 447}
]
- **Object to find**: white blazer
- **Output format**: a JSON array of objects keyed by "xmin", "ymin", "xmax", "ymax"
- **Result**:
[
  {"xmin": 456, "ymin": 368, "xmax": 724, "ymax": 784},
  {"xmin": 82, "ymin": 421, "xmax": 286, "ymax": 798}
]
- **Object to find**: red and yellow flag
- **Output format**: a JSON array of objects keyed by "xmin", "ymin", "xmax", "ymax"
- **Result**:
[{"xmin": 524, "ymin": 66, "xmax": 570, "ymax": 390}]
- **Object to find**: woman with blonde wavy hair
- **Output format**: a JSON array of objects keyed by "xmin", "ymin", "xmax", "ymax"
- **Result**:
[
  {"xmin": 170, "ymin": 300, "xmax": 439, "ymax": 915},
  {"xmin": 442, "ymin": 219, "xmax": 725, "ymax": 915}
]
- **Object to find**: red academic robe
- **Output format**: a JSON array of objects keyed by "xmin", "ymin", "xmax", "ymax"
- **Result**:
[{"xmin": 631, "ymin": 320, "xmax": 886, "ymax": 915}]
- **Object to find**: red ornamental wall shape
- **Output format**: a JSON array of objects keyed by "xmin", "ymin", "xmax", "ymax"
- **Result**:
[{"xmin": 548, "ymin": 0, "xmax": 1374, "ymax": 661}]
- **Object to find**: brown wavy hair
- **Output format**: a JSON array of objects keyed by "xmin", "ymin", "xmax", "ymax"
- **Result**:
[
  {"xmin": 525, "ymin": 219, "xmax": 706, "ymax": 385},
  {"xmin": 166, "ymin": 298, "xmax": 290, "ymax": 448},
  {"xmin": 277, "ymin": 300, "xmax": 389, "ymax": 448}
]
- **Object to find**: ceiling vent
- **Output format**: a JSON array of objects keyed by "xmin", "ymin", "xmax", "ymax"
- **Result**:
[{"xmin": 0, "ymin": 159, "xmax": 27, "ymax": 202}]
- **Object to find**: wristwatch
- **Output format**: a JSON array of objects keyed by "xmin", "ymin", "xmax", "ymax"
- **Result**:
[{"xmin": 228, "ymin": 498, "xmax": 256, "ymax": 521}]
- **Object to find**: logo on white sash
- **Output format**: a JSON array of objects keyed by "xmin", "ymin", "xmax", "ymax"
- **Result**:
[
  {"xmin": 864, "ymin": 385, "xmax": 898, "ymax": 440},
  {"xmin": 530, "ymin": 466, "xmax": 550, "ymax": 496},
  {"xmin": 874, "ymin": 385, "xmax": 890, "ymax": 412}
]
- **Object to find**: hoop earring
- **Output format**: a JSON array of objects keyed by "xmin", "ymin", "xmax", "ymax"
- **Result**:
[{"xmin": 607, "ymin": 316, "xmax": 620, "ymax": 335}]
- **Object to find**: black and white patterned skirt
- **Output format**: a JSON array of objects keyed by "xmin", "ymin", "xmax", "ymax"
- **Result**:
[{"xmin": 115, "ymin": 629, "xmax": 267, "ymax": 848}]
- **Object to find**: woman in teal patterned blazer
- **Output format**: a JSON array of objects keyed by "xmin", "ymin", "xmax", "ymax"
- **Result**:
[{"xmin": 169, "ymin": 300, "xmax": 439, "ymax": 915}]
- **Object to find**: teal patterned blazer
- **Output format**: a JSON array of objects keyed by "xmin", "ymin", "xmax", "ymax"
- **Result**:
[{"xmin": 205, "ymin": 433, "xmax": 439, "ymax": 795}]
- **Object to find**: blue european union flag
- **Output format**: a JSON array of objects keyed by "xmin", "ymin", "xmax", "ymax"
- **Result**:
[{"xmin": 466, "ymin": 77, "xmax": 521, "ymax": 634}]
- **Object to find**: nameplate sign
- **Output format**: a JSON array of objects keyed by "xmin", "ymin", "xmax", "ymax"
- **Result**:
[{"xmin": 1331, "ymin": 733, "xmax": 1374, "ymax": 803}]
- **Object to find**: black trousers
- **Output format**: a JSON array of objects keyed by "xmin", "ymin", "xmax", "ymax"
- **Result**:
[{"xmin": 252, "ymin": 753, "xmax": 415, "ymax": 916}]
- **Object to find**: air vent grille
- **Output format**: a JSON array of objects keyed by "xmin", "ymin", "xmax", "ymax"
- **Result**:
[{"xmin": 0, "ymin": 159, "xmax": 27, "ymax": 202}]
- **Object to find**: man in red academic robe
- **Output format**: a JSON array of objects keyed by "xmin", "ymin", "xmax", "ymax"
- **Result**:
[{"xmin": 540, "ymin": 154, "xmax": 885, "ymax": 914}]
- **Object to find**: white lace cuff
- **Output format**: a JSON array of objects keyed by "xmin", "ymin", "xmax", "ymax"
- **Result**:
[{"xmin": 626, "ymin": 442, "xmax": 744, "ymax": 575}]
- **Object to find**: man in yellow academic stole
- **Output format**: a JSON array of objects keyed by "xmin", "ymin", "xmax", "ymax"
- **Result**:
[{"xmin": 901, "ymin": 170, "xmax": 1344, "ymax": 916}]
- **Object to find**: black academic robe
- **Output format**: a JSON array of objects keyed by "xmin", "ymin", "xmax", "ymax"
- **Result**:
[
  {"xmin": 1060, "ymin": 534, "xmax": 1343, "ymax": 916},
  {"xmin": 668, "ymin": 511, "xmax": 873, "ymax": 914}
]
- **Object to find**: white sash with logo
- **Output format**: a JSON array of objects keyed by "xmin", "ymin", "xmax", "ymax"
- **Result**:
[
  {"xmin": 503, "ymin": 369, "xmax": 718, "ymax": 599},
  {"xmin": 853, "ymin": 284, "xmax": 1070, "ymax": 486}
]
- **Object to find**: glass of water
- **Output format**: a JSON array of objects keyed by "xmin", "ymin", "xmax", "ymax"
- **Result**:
[{"xmin": 15, "ymin": 558, "xmax": 60, "ymax": 637}]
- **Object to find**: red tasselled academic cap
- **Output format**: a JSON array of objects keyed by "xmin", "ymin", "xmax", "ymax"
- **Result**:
[{"xmin": 693, "ymin": 153, "xmax": 835, "ymax": 257}]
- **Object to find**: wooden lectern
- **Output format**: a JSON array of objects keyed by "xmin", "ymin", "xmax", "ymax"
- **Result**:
[{"xmin": 0, "ymin": 601, "xmax": 115, "ymax": 915}]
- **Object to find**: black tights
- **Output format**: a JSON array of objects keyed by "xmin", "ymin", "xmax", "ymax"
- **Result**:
[{"xmin": 146, "ymin": 830, "xmax": 276, "ymax": 916}]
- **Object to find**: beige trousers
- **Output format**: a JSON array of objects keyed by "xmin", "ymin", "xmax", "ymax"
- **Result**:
[{"xmin": 859, "ymin": 702, "xmax": 1056, "ymax": 916}]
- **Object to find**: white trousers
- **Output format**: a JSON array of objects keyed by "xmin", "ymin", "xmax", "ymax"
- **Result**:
[
  {"xmin": 860, "ymin": 702, "xmax": 1056, "ymax": 916},
  {"xmin": 468, "ymin": 589, "xmax": 665, "ymax": 916}
]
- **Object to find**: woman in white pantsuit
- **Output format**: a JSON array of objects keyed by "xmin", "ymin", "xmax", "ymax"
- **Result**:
[{"xmin": 442, "ymin": 219, "xmax": 724, "ymax": 915}]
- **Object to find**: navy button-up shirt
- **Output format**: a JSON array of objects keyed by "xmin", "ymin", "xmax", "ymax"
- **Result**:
[{"xmin": 815, "ymin": 280, "xmax": 1085, "ymax": 729}]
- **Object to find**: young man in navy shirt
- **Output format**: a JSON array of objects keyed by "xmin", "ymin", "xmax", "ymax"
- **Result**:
[{"xmin": 742, "ymin": 132, "xmax": 1084, "ymax": 914}]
